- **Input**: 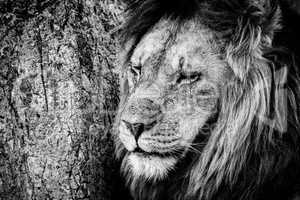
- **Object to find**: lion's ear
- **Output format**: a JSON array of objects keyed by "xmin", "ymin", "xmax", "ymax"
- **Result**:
[{"xmin": 225, "ymin": 0, "xmax": 281, "ymax": 80}]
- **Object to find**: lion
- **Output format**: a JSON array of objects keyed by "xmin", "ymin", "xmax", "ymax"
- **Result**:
[{"xmin": 113, "ymin": 0, "xmax": 300, "ymax": 200}]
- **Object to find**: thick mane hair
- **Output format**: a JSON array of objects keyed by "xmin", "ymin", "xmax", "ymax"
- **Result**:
[{"xmin": 116, "ymin": 0, "xmax": 300, "ymax": 200}]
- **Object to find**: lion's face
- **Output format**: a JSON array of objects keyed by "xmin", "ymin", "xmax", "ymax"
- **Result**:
[{"xmin": 116, "ymin": 19, "xmax": 231, "ymax": 180}]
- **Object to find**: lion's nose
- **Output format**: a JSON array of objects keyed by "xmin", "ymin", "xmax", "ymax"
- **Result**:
[{"xmin": 122, "ymin": 120, "xmax": 156, "ymax": 140}]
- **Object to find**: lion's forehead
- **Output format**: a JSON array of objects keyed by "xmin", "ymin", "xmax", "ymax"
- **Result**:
[
  {"xmin": 130, "ymin": 18, "xmax": 228, "ymax": 81},
  {"xmin": 130, "ymin": 19, "xmax": 175, "ymax": 66}
]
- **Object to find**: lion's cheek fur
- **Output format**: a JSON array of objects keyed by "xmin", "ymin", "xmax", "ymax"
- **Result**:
[{"xmin": 179, "ymin": 113, "xmax": 211, "ymax": 143}]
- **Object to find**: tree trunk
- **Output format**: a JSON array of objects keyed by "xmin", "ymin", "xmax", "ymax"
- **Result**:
[{"xmin": 0, "ymin": 0, "xmax": 127, "ymax": 199}]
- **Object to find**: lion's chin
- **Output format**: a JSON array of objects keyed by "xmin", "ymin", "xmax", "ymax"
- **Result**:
[{"xmin": 126, "ymin": 153, "xmax": 177, "ymax": 181}]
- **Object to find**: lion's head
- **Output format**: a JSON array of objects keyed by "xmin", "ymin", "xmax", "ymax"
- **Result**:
[
  {"xmin": 114, "ymin": 0, "xmax": 300, "ymax": 200},
  {"xmin": 117, "ymin": 19, "xmax": 226, "ymax": 179}
]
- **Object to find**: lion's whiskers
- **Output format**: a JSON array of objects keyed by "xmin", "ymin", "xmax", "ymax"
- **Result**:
[{"xmin": 184, "ymin": 142, "xmax": 206, "ymax": 154}]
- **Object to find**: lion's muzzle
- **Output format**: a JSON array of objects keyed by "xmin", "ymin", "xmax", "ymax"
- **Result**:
[{"xmin": 119, "ymin": 97, "xmax": 181, "ymax": 155}]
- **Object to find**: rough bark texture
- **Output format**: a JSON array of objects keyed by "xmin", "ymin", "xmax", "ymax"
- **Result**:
[{"xmin": 0, "ymin": 0, "xmax": 125, "ymax": 199}]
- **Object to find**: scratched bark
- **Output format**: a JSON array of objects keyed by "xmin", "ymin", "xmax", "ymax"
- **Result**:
[{"xmin": 0, "ymin": 0, "xmax": 125, "ymax": 199}]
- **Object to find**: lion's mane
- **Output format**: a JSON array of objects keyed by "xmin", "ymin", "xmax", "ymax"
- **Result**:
[{"xmin": 115, "ymin": 0, "xmax": 300, "ymax": 199}]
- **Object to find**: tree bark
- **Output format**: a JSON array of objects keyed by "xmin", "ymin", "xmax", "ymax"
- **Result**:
[{"xmin": 0, "ymin": 0, "xmax": 126, "ymax": 199}]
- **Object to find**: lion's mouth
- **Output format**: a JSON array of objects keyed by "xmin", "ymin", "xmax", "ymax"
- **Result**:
[{"xmin": 131, "ymin": 147, "xmax": 180, "ymax": 158}]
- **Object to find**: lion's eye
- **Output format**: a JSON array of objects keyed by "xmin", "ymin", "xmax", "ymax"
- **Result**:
[
  {"xmin": 176, "ymin": 71, "xmax": 202, "ymax": 85},
  {"xmin": 128, "ymin": 63, "xmax": 142, "ymax": 88},
  {"xmin": 130, "ymin": 64, "xmax": 142, "ymax": 77}
]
